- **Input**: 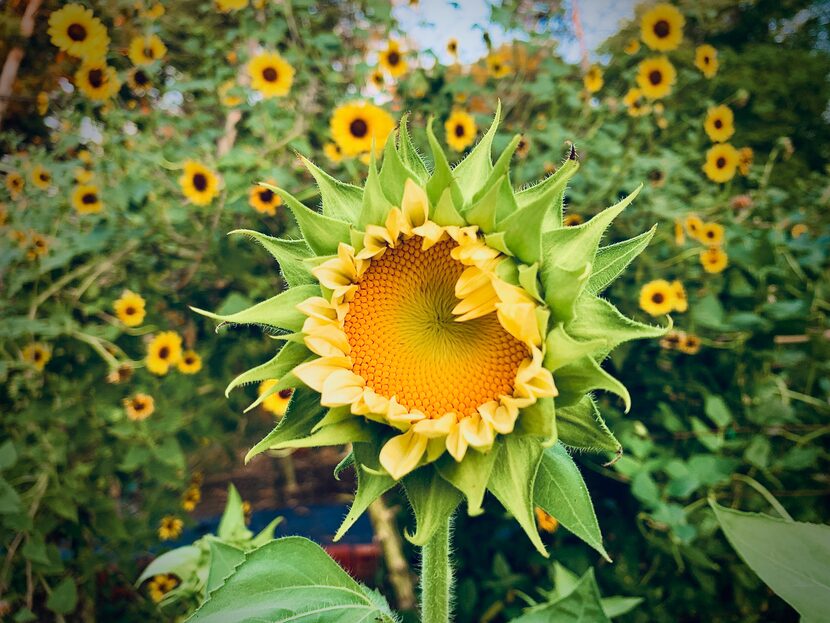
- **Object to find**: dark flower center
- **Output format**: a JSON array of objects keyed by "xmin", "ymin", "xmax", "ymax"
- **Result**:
[
  {"xmin": 88, "ymin": 69, "xmax": 104, "ymax": 88},
  {"xmin": 259, "ymin": 189, "xmax": 274, "ymax": 203},
  {"xmin": 193, "ymin": 173, "xmax": 208, "ymax": 191},
  {"xmin": 134, "ymin": 70, "xmax": 149, "ymax": 85},
  {"xmin": 714, "ymin": 119, "xmax": 723, "ymax": 129},
  {"xmin": 184, "ymin": 355, "xmax": 195, "ymax": 364},
  {"xmin": 387, "ymin": 51, "xmax": 400, "ymax": 66},
  {"xmin": 706, "ymin": 230, "xmax": 715, "ymax": 238},
  {"xmin": 33, "ymin": 351, "xmax": 43, "ymax": 361},
  {"xmin": 349, "ymin": 118, "xmax": 369, "ymax": 138},
  {"xmin": 144, "ymin": 47, "xmax": 155, "ymax": 59},
  {"xmin": 262, "ymin": 67, "xmax": 278, "ymax": 82},
  {"xmin": 703, "ymin": 55, "xmax": 710, "ymax": 64},
  {"xmin": 454, "ymin": 123, "xmax": 465, "ymax": 137},
  {"xmin": 68, "ymin": 23, "xmax": 87, "ymax": 42},
  {"xmin": 492, "ymin": 62, "xmax": 502, "ymax": 72},
  {"xmin": 652, "ymin": 293, "xmax": 664, "ymax": 304},
  {"xmin": 716, "ymin": 157, "xmax": 726, "ymax": 168},
  {"xmin": 666, "ymin": 334, "xmax": 680, "ymax": 345},
  {"xmin": 448, "ymin": 42, "xmax": 457, "ymax": 52},
  {"xmin": 653, "ymin": 20, "xmax": 670, "ymax": 38},
  {"xmin": 648, "ymin": 169, "xmax": 664, "ymax": 181},
  {"xmin": 82, "ymin": 192, "xmax": 97, "ymax": 204},
  {"xmin": 158, "ymin": 346, "xmax": 170, "ymax": 359},
  {"xmin": 648, "ymin": 70, "xmax": 662, "ymax": 85},
  {"xmin": 40, "ymin": 172, "xmax": 50, "ymax": 181},
  {"xmin": 279, "ymin": 388, "xmax": 293, "ymax": 399},
  {"xmin": 125, "ymin": 306, "xmax": 136, "ymax": 315}
]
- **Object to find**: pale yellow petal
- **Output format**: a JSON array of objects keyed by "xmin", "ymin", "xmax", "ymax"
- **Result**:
[
  {"xmin": 379, "ymin": 429, "xmax": 429, "ymax": 480},
  {"xmin": 401, "ymin": 179, "xmax": 429, "ymax": 230},
  {"xmin": 320, "ymin": 368, "xmax": 365, "ymax": 406},
  {"xmin": 478, "ymin": 401, "xmax": 518, "ymax": 435},
  {"xmin": 461, "ymin": 413, "xmax": 495, "ymax": 449},
  {"xmin": 412, "ymin": 412, "xmax": 456, "ymax": 438},
  {"xmin": 411, "ymin": 220, "xmax": 446, "ymax": 250},
  {"xmin": 445, "ymin": 420, "xmax": 469, "ymax": 462},
  {"xmin": 514, "ymin": 347, "xmax": 557, "ymax": 399},
  {"xmin": 293, "ymin": 356, "xmax": 352, "ymax": 392},
  {"xmin": 303, "ymin": 322, "xmax": 351, "ymax": 357}
]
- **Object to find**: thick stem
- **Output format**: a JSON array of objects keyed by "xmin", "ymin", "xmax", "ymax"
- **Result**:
[{"xmin": 420, "ymin": 519, "xmax": 453, "ymax": 623}]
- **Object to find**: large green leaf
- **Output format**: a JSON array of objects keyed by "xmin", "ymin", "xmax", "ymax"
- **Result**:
[
  {"xmin": 534, "ymin": 444, "xmax": 610, "ymax": 561},
  {"xmin": 511, "ymin": 568, "xmax": 611, "ymax": 623},
  {"xmin": 266, "ymin": 184, "xmax": 351, "ymax": 256},
  {"xmin": 229, "ymin": 230, "xmax": 314, "ymax": 287},
  {"xmin": 556, "ymin": 396, "xmax": 621, "ymax": 454},
  {"xmin": 225, "ymin": 340, "xmax": 311, "ymax": 397},
  {"xmin": 191, "ymin": 284, "xmax": 318, "ymax": 333},
  {"xmin": 567, "ymin": 296, "xmax": 669, "ymax": 358},
  {"xmin": 587, "ymin": 226, "xmax": 656, "ymax": 295},
  {"xmin": 402, "ymin": 465, "xmax": 462, "ymax": 546},
  {"xmin": 244, "ymin": 387, "xmax": 325, "ymax": 462},
  {"xmin": 206, "ymin": 540, "xmax": 245, "ymax": 595},
  {"xmin": 710, "ymin": 501, "xmax": 830, "ymax": 621},
  {"xmin": 187, "ymin": 538, "xmax": 397, "ymax": 623}
]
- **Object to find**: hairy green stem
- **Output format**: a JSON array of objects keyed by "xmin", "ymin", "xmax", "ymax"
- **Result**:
[{"xmin": 420, "ymin": 519, "xmax": 453, "ymax": 623}]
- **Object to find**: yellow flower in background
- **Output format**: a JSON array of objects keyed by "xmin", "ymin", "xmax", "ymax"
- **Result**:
[
  {"xmin": 683, "ymin": 214, "xmax": 703, "ymax": 240},
  {"xmin": 259, "ymin": 380, "xmax": 292, "ymax": 416},
  {"xmin": 444, "ymin": 110, "xmax": 477, "ymax": 152},
  {"xmin": 22, "ymin": 343, "xmax": 51, "ymax": 371},
  {"xmin": 26, "ymin": 234, "xmax": 49, "ymax": 261},
  {"xmin": 563, "ymin": 213, "xmax": 584, "ymax": 227},
  {"xmin": 447, "ymin": 38, "xmax": 459, "ymax": 57},
  {"xmin": 48, "ymin": 3, "xmax": 109, "ymax": 61},
  {"xmin": 31, "ymin": 165, "xmax": 51, "ymax": 190},
  {"xmin": 78, "ymin": 149, "xmax": 93, "ymax": 164},
  {"xmin": 535, "ymin": 507, "xmax": 559, "ymax": 533},
  {"xmin": 144, "ymin": 3, "xmax": 166, "ymax": 20},
  {"xmin": 678, "ymin": 333, "xmax": 701, "ymax": 354},
  {"xmin": 74, "ymin": 168, "xmax": 94, "ymax": 184},
  {"xmin": 704, "ymin": 105, "xmax": 735, "ymax": 143},
  {"xmin": 71, "ymin": 184, "xmax": 103, "ymax": 214},
  {"xmin": 738, "ymin": 147, "xmax": 753, "ymax": 175},
  {"xmin": 218, "ymin": 79, "xmax": 243, "ymax": 107},
  {"xmin": 178, "ymin": 350, "xmax": 203, "ymax": 374},
  {"xmin": 695, "ymin": 44, "xmax": 719, "ymax": 78},
  {"xmin": 639, "ymin": 279, "xmax": 676, "ymax": 316},
  {"xmin": 624, "ymin": 38, "xmax": 640, "ymax": 55},
  {"xmin": 379, "ymin": 40, "xmax": 408, "ymax": 78},
  {"xmin": 583, "ymin": 65, "xmax": 603, "ymax": 93},
  {"xmin": 330, "ymin": 101, "xmax": 395, "ymax": 157},
  {"xmin": 671, "ymin": 280, "xmax": 688, "ymax": 312},
  {"xmin": 623, "ymin": 87, "xmax": 650, "ymax": 117},
  {"xmin": 114, "ymin": 290, "xmax": 147, "ymax": 327},
  {"xmin": 158, "ymin": 516, "xmax": 183, "ymax": 540},
  {"xmin": 515, "ymin": 135, "xmax": 531, "ymax": 158},
  {"xmin": 37, "ymin": 92, "xmax": 49, "ymax": 115},
  {"xmin": 370, "ymin": 70, "xmax": 385, "ymax": 88},
  {"xmin": 147, "ymin": 574, "xmax": 178, "ymax": 603},
  {"xmin": 700, "ymin": 222, "xmax": 725, "ymax": 246},
  {"xmin": 703, "ymin": 143, "xmax": 739, "ymax": 183},
  {"xmin": 659, "ymin": 330, "xmax": 683, "ymax": 350},
  {"xmin": 127, "ymin": 68, "xmax": 152, "ymax": 93},
  {"xmin": 249, "ymin": 183, "xmax": 282, "ymax": 215},
  {"xmin": 636, "ymin": 56, "xmax": 676, "ymax": 99},
  {"xmin": 128, "ymin": 34, "xmax": 167, "ymax": 66},
  {"xmin": 75, "ymin": 62, "xmax": 121, "ymax": 101},
  {"xmin": 216, "ymin": 0, "xmax": 248, "ymax": 11},
  {"xmin": 700, "ymin": 247, "xmax": 728, "ymax": 273},
  {"xmin": 486, "ymin": 53, "xmax": 510, "ymax": 78},
  {"xmin": 323, "ymin": 142, "xmax": 343, "ymax": 163},
  {"xmin": 147, "ymin": 331, "xmax": 183, "ymax": 375},
  {"xmin": 124, "ymin": 393, "xmax": 155, "ymax": 421},
  {"xmin": 791, "ymin": 223, "xmax": 808, "ymax": 238},
  {"xmin": 179, "ymin": 160, "xmax": 220, "ymax": 205},
  {"xmin": 640, "ymin": 3, "xmax": 684, "ymax": 52},
  {"xmin": 182, "ymin": 485, "xmax": 201, "ymax": 511},
  {"xmin": 248, "ymin": 52, "xmax": 295, "ymax": 98},
  {"xmin": 6, "ymin": 172, "xmax": 24, "ymax": 198}
]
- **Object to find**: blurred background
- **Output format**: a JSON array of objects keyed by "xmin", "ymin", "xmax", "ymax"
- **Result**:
[{"xmin": 0, "ymin": 0, "xmax": 828, "ymax": 621}]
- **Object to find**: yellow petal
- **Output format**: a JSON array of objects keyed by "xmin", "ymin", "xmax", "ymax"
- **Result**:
[
  {"xmin": 461, "ymin": 413, "xmax": 495, "ymax": 449},
  {"xmin": 296, "ymin": 296, "xmax": 338, "ymax": 321},
  {"xmin": 401, "ymin": 179, "xmax": 429, "ymax": 230},
  {"xmin": 379, "ymin": 429, "xmax": 429, "ymax": 480},
  {"xmin": 455, "ymin": 266, "xmax": 491, "ymax": 298},
  {"xmin": 496, "ymin": 301, "xmax": 541, "ymax": 347},
  {"xmin": 351, "ymin": 386, "xmax": 390, "ymax": 416},
  {"xmin": 303, "ymin": 322, "xmax": 351, "ymax": 357},
  {"xmin": 452, "ymin": 282, "xmax": 499, "ymax": 321},
  {"xmin": 320, "ymin": 368, "xmax": 365, "ymax": 406},
  {"xmin": 514, "ymin": 347, "xmax": 557, "ymax": 399},
  {"xmin": 356, "ymin": 224, "xmax": 395, "ymax": 260},
  {"xmin": 445, "ymin": 420, "xmax": 469, "ymax": 461},
  {"xmin": 412, "ymin": 412, "xmax": 456, "ymax": 438},
  {"xmin": 411, "ymin": 220, "xmax": 446, "ymax": 250},
  {"xmin": 293, "ymin": 356, "xmax": 352, "ymax": 392},
  {"xmin": 478, "ymin": 401, "xmax": 518, "ymax": 435}
]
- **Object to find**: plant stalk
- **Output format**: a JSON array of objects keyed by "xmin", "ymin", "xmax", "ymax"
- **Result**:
[{"xmin": 420, "ymin": 519, "xmax": 453, "ymax": 623}]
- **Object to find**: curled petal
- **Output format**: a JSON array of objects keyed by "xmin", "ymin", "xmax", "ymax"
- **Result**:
[
  {"xmin": 412, "ymin": 220, "xmax": 447, "ymax": 250},
  {"xmin": 380, "ymin": 429, "xmax": 429, "ymax": 480},
  {"xmin": 461, "ymin": 413, "xmax": 495, "ymax": 450},
  {"xmin": 478, "ymin": 400, "xmax": 518, "ymax": 435},
  {"xmin": 293, "ymin": 356, "xmax": 352, "ymax": 392},
  {"xmin": 320, "ymin": 369, "xmax": 365, "ymax": 406},
  {"xmin": 296, "ymin": 296, "xmax": 338, "ymax": 321},
  {"xmin": 303, "ymin": 322, "xmax": 351, "ymax": 357},
  {"xmin": 452, "ymin": 281, "xmax": 500, "ymax": 321},
  {"xmin": 351, "ymin": 386, "xmax": 390, "ymax": 416},
  {"xmin": 412, "ymin": 412, "xmax": 456, "ymax": 438},
  {"xmin": 496, "ymin": 301, "xmax": 542, "ymax": 348},
  {"xmin": 401, "ymin": 179, "xmax": 429, "ymax": 231},
  {"xmin": 445, "ymin": 419, "xmax": 469, "ymax": 462},
  {"xmin": 515, "ymin": 347, "xmax": 557, "ymax": 399}
]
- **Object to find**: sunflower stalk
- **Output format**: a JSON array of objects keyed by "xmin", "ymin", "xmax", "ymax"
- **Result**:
[{"xmin": 420, "ymin": 518, "xmax": 453, "ymax": 623}]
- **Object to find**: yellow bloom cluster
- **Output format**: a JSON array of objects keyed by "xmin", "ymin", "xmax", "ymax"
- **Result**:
[{"xmin": 684, "ymin": 215, "xmax": 728, "ymax": 274}]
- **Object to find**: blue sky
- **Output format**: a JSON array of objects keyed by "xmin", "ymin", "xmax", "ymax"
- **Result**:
[{"xmin": 393, "ymin": 0, "xmax": 639, "ymax": 65}]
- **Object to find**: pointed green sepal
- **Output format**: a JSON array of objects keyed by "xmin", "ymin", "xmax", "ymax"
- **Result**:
[
  {"xmin": 297, "ymin": 156, "xmax": 363, "ymax": 223},
  {"xmin": 588, "ymin": 225, "xmax": 657, "ymax": 295},
  {"xmin": 556, "ymin": 396, "xmax": 622, "ymax": 454},
  {"xmin": 435, "ymin": 446, "xmax": 499, "ymax": 517},
  {"xmin": 425, "ymin": 117, "xmax": 456, "ymax": 208},
  {"xmin": 515, "ymin": 158, "xmax": 579, "ymax": 231},
  {"xmin": 225, "ymin": 340, "xmax": 311, "ymax": 397},
  {"xmin": 379, "ymin": 130, "xmax": 419, "ymax": 205},
  {"xmin": 229, "ymin": 230, "xmax": 314, "ymax": 287},
  {"xmin": 515, "ymin": 397, "xmax": 557, "ymax": 446},
  {"xmin": 397, "ymin": 113, "xmax": 430, "ymax": 183},
  {"xmin": 517, "ymin": 263, "xmax": 544, "ymax": 303},
  {"xmin": 543, "ymin": 324, "xmax": 605, "ymax": 372},
  {"xmin": 452, "ymin": 101, "xmax": 501, "ymax": 202},
  {"xmin": 191, "ymin": 284, "xmax": 319, "ymax": 333},
  {"xmin": 464, "ymin": 175, "xmax": 511, "ymax": 233},
  {"xmin": 359, "ymin": 150, "xmax": 395, "ymax": 229},
  {"xmin": 431, "ymin": 188, "xmax": 465, "ymax": 227},
  {"xmin": 334, "ymin": 440, "xmax": 397, "ymax": 540},
  {"xmin": 542, "ymin": 262, "xmax": 592, "ymax": 324},
  {"xmin": 556, "ymin": 356, "xmax": 631, "ymax": 412},
  {"xmin": 471, "ymin": 133, "xmax": 522, "ymax": 215},
  {"xmin": 402, "ymin": 465, "xmax": 462, "ymax": 546}
]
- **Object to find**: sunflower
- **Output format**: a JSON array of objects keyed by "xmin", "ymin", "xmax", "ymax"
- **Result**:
[
  {"xmin": 179, "ymin": 160, "xmax": 220, "ymax": 205},
  {"xmin": 215, "ymin": 80, "xmax": 241, "ymax": 107},
  {"xmin": 684, "ymin": 214, "xmax": 703, "ymax": 240},
  {"xmin": 640, "ymin": 3, "xmax": 684, "ymax": 52},
  {"xmin": 444, "ymin": 110, "xmax": 477, "ymax": 152},
  {"xmin": 259, "ymin": 380, "xmax": 292, "ymax": 416},
  {"xmin": 22, "ymin": 343, "xmax": 51, "ymax": 371},
  {"xmin": 47, "ymin": 3, "xmax": 109, "ymax": 61},
  {"xmin": 74, "ymin": 168, "xmax": 94, "ymax": 184},
  {"xmin": 639, "ymin": 280, "xmax": 676, "ymax": 316},
  {"xmin": 127, "ymin": 67, "xmax": 152, "ymax": 93},
  {"xmin": 71, "ymin": 184, "xmax": 103, "ymax": 214},
  {"xmin": 248, "ymin": 52, "xmax": 294, "ymax": 99},
  {"xmin": 447, "ymin": 38, "xmax": 458, "ymax": 58},
  {"xmin": 704, "ymin": 105, "xmax": 735, "ymax": 143},
  {"xmin": 700, "ymin": 247, "xmax": 728, "ymax": 274},
  {"xmin": 379, "ymin": 40, "xmax": 408, "ymax": 78},
  {"xmin": 486, "ymin": 53, "xmax": 510, "ymax": 78},
  {"xmin": 791, "ymin": 223, "xmax": 808, "ymax": 239},
  {"xmin": 323, "ymin": 142, "xmax": 343, "ymax": 163},
  {"xmin": 330, "ymin": 102, "xmax": 395, "ymax": 157},
  {"xmin": 563, "ymin": 213, "xmax": 584, "ymax": 227},
  {"xmin": 535, "ymin": 507, "xmax": 559, "ymax": 533},
  {"xmin": 624, "ymin": 38, "xmax": 640, "ymax": 55},
  {"xmin": 249, "ymin": 182, "xmax": 282, "ymax": 215},
  {"xmin": 216, "ymin": 0, "xmax": 248, "ymax": 11},
  {"xmin": 177, "ymin": 350, "xmax": 203, "ymax": 374},
  {"xmin": 370, "ymin": 70, "xmax": 385, "ymax": 88},
  {"xmin": 147, "ymin": 331, "xmax": 183, "ymax": 375},
  {"xmin": 148, "ymin": 574, "xmax": 179, "ymax": 603},
  {"xmin": 114, "ymin": 290, "xmax": 147, "ymax": 327},
  {"xmin": 6, "ymin": 172, "xmax": 24, "ymax": 198},
  {"xmin": 37, "ymin": 91, "xmax": 49, "ymax": 115},
  {"xmin": 128, "ymin": 34, "xmax": 167, "ymax": 66},
  {"xmin": 75, "ymin": 62, "xmax": 121, "ymax": 101},
  {"xmin": 671, "ymin": 280, "xmax": 688, "ymax": 312},
  {"xmin": 27, "ymin": 234, "xmax": 48, "ymax": 261},
  {"xmin": 695, "ymin": 44, "xmax": 718, "ymax": 78},
  {"xmin": 124, "ymin": 393, "xmax": 155, "ymax": 421},
  {"xmin": 623, "ymin": 87, "xmax": 650, "ymax": 117},
  {"xmin": 182, "ymin": 485, "xmax": 201, "ymax": 511},
  {"xmin": 583, "ymin": 65, "xmax": 603, "ymax": 93},
  {"xmin": 659, "ymin": 330, "xmax": 683, "ymax": 350},
  {"xmin": 636, "ymin": 56, "xmax": 676, "ymax": 99},
  {"xmin": 678, "ymin": 333, "xmax": 701, "ymax": 354},
  {"xmin": 738, "ymin": 147, "xmax": 753, "ymax": 175},
  {"xmin": 515, "ymin": 135, "xmax": 531, "ymax": 158},
  {"xmin": 700, "ymin": 222, "xmax": 724, "ymax": 246},
  {"xmin": 195, "ymin": 112, "xmax": 665, "ymax": 556},
  {"xmin": 144, "ymin": 3, "xmax": 166, "ymax": 20},
  {"xmin": 106, "ymin": 363, "xmax": 134, "ymax": 384},
  {"xmin": 703, "ymin": 143, "xmax": 739, "ymax": 183},
  {"xmin": 158, "ymin": 516, "xmax": 183, "ymax": 540},
  {"xmin": 31, "ymin": 165, "xmax": 51, "ymax": 190}
]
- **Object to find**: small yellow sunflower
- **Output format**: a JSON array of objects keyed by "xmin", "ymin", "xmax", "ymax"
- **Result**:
[
  {"xmin": 636, "ymin": 56, "xmax": 676, "ymax": 99},
  {"xmin": 684, "ymin": 214, "xmax": 704, "ymax": 240},
  {"xmin": 486, "ymin": 53, "xmax": 510, "ymax": 79},
  {"xmin": 700, "ymin": 222, "xmax": 724, "ymax": 246},
  {"xmin": 47, "ymin": 3, "xmax": 110, "ymax": 61},
  {"xmin": 695, "ymin": 44, "xmax": 719, "ymax": 78},
  {"xmin": 700, "ymin": 247, "xmax": 728, "ymax": 274},
  {"xmin": 624, "ymin": 38, "xmax": 640, "ymax": 55},
  {"xmin": 22, "ymin": 343, "xmax": 51, "ymax": 371},
  {"xmin": 639, "ymin": 279, "xmax": 676, "ymax": 316},
  {"xmin": 37, "ymin": 91, "xmax": 49, "ymax": 115},
  {"xmin": 623, "ymin": 87, "xmax": 651, "ymax": 117},
  {"xmin": 370, "ymin": 70, "xmax": 385, "ymax": 89},
  {"xmin": 26, "ymin": 234, "xmax": 49, "ymax": 261},
  {"xmin": 659, "ymin": 330, "xmax": 683, "ymax": 350},
  {"xmin": 31, "ymin": 165, "xmax": 51, "ymax": 190},
  {"xmin": 179, "ymin": 160, "xmax": 220, "ymax": 206},
  {"xmin": 563, "ymin": 213, "xmax": 584, "ymax": 227},
  {"xmin": 583, "ymin": 65, "xmax": 603, "ymax": 93},
  {"xmin": 673, "ymin": 220, "xmax": 685, "ymax": 246},
  {"xmin": 158, "ymin": 516, "xmax": 183, "ymax": 540},
  {"xmin": 323, "ymin": 142, "xmax": 343, "ymax": 164},
  {"xmin": 444, "ymin": 110, "xmax": 477, "ymax": 152},
  {"xmin": 114, "ymin": 290, "xmax": 147, "ymax": 327},
  {"xmin": 515, "ymin": 135, "xmax": 531, "ymax": 159},
  {"xmin": 124, "ymin": 393, "xmax": 155, "ymax": 421},
  {"xmin": 330, "ymin": 102, "xmax": 395, "ymax": 157},
  {"xmin": 447, "ymin": 38, "xmax": 458, "ymax": 57},
  {"xmin": 703, "ymin": 143, "xmax": 739, "ymax": 183},
  {"xmin": 738, "ymin": 147, "xmax": 753, "ymax": 175},
  {"xmin": 216, "ymin": 79, "xmax": 242, "ymax": 107},
  {"xmin": 177, "ymin": 350, "xmax": 203, "ymax": 374},
  {"xmin": 147, "ymin": 574, "xmax": 178, "ymax": 603},
  {"xmin": 71, "ymin": 184, "xmax": 103, "ymax": 214},
  {"xmin": 248, "ymin": 52, "xmax": 295, "ymax": 99},
  {"xmin": 182, "ymin": 485, "xmax": 201, "ymax": 511},
  {"xmin": 671, "ymin": 280, "xmax": 688, "ymax": 313},
  {"xmin": 127, "ymin": 67, "xmax": 152, "ymax": 93},
  {"xmin": 259, "ymin": 380, "xmax": 292, "ymax": 416},
  {"xmin": 678, "ymin": 333, "xmax": 701, "ymax": 354},
  {"xmin": 144, "ymin": 3, "xmax": 166, "ymax": 20},
  {"xmin": 74, "ymin": 62, "xmax": 121, "ymax": 101},
  {"xmin": 127, "ymin": 34, "xmax": 167, "ymax": 66},
  {"xmin": 6, "ymin": 172, "xmax": 24, "ymax": 198},
  {"xmin": 249, "ymin": 183, "xmax": 282, "ymax": 215},
  {"xmin": 791, "ymin": 223, "xmax": 808, "ymax": 239},
  {"xmin": 535, "ymin": 507, "xmax": 559, "ymax": 533},
  {"xmin": 216, "ymin": 0, "xmax": 248, "ymax": 12},
  {"xmin": 640, "ymin": 3, "xmax": 684, "ymax": 52},
  {"xmin": 147, "ymin": 331, "xmax": 183, "ymax": 375},
  {"xmin": 74, "ymin": 168, "xmax": 94, "ymax": 184},
  {"xmin": 704, "ymin": 105, "xmax": 735, "ymax": 143},
  {"xmin": 379, "ymin": 40, "xmax": 408, "ymax": 78}
]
